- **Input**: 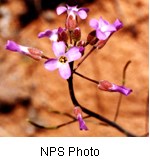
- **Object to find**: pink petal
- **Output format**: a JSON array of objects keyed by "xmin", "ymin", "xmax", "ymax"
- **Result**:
[
  {"xmin": 44, "ymin": 59, "xmax": 59, "ymax": 71},
  {"xmin": 65, "ymin": 47, "xmax": 81, "ymax": 62},
  {"xmin": 114, "ymin": 19, "xmax": 123, "ymax": 30},
  {"xmin": 99, "ymin": 17, "xmax": 109, "ymax": 27},
  {"xmin": 5, "ymin": 40, "xmax": 20, "ymax": 52},
  {"xmin": 77, "ymin": 116, "xmax": 88, "ymax": 130},
  {"xmin": 96, "ymin": 29, "xmax": 109, "ymax": 40},
  {"xmin": 58, "ymin": 63, "xmax": 71, "ymax": 79},
  {"xmin": 38, "ymin": 29, "xmax": 52, "ymax": 38},
  {"xmin": 78, "ymin": 10, "xmax": 87, "ymax": 19},
  {"xmin": 89, "ymin": 19, "xmax": 99, "ymax": 29},
  {"xmin": 56, "ymin": 6, "xmax": 67, "ymax": 15},
  {"xmin": 101, "ymin": 24, "xmax": 116, "ymax": 32},
  {"xmin": 52, "ymin": 41, "xmax": 66, "ymax": 57}
]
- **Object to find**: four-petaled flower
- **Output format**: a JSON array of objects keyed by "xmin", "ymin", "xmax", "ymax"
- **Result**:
[
  {"xmin": 98, "ymin": 80, "xmax": 132, "ymax": 96},
  {"xmin": 89, "ymin": 17, "xmax": 123, "ymax": 40},
  {"xmin": 44, "ymin": 41, "xmax": 82, "ymax": 79},
  {"xmin": 74, "ymin": 106, "xmax": 88, "ymax": 130},
  {"xmin": 56, "ymin": 4, "xmax": 89, "ymax": 31},
  {"xmin": 56, "ymin": 4, "xmax": 89, "ymax": 19}
]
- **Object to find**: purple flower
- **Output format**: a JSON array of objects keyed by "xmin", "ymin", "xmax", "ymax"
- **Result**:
[
  {"xmin": 5, "ymin": 40, "xmax": 43, "ymax": 60},
  {"xmin": 56, "ymin": 5, "xmax": 89, "ymax": 31},
  {"xmin": 98, "ymin": 80, "xmax": 132, "ymax": 96},
  {"xmin": 56, "ymin": 4, "xmax": 89, "ymax": 19},
  {"xmin": 89, "ymin": 17, "xmax": 123, "ymax": 40},
  {"xmin": 74, "ymin": 106, "xmax": 88, "ymax": 130},
  {"xmin": 38, "ymin": 27, "xmax": 67, "ymax": 42},
  {"xmin": 44, "ymin": 41, "xmax": 82, "ymax": 79}
]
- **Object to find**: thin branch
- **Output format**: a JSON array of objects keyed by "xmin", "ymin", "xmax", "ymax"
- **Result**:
[
  {"xmin": 48, "ymin": 110, "xmax": 75, "ymax": 119},
  {"xmin": 74, "ymin": 71, "xmax": 99, "ymax": 84},
  {"xmin": 27, "ymin": 115, "xmax": 90, "ymax": 130},
  {"xmin": 114, "ymin": 60, "xmax": 131, "ymax": 122},
  {"xmin": 74, "ymin": 46, "xmax": 96, "ymax": 71}
]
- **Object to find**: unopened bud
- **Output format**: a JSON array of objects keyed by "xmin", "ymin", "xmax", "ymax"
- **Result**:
[
  {"xmin": 98, "ymin": 80, "xmax": 113, "ymax": 91},
  {"xmin": 74, "ymin": 106, "xmax": 82, "ymax": 117},
  {"xmin": 71, "ymin": 27, "xmax": 81, "ymax": 42},
  {"xmin": 66, "ymin": 15, "xmax": 78, "ymax": 31},
  {"xmin": 87, "ymin": 30, "xmax": 98, "ymax": 45},
  {"xmin": 58, "ymin": 28, "xmax": 68, "ymax": 43},
  {"xmin": 28, "ymin": 47, "xmax": 43, "ymax": 60}
]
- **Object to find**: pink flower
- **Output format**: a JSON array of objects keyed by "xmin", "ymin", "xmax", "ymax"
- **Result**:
[
  {"xmin": 56, "ymin": 4, "xmax": 89, "ymax": 31},
  {"xmin": 44, "ymin": 41, "xmax": 82, "ymax": 79},
  {"xmin": 89, "ymin": 17, "xmax": 123, "ymax": 40},
  {"xmin": 56, "ymin": 4, "xmax": 89, "ymax": 19}
]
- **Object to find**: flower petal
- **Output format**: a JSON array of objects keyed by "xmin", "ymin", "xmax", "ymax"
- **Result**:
[
  {"xmin": 38, "ymin": 29, "xmax": 52, "ymax": 38},
  {"xmin": 78, "ymin": 10, "xmax": 87, "ymax": 19},
  {"xmin": 56, "ymin": 6, "xmax": 67, "ymax": 15},
  {"xmin": 78, "ymin": 116, "xmax": 88, "ymax": 130},
  {"xmin": 5, "ymin": 40, "xmax": 20, "ymax": 52},
  {"xmin": 44, "ymin": 59, "xmax": 59, "ymax": 71},
  {"xmin": 89, "ymin": 19, "xmax": 99, "ymax": 29},
  {"xmin": 58, "ymin": 63, "xmax": 71, "ymax": 79},
  {"xmin": 114, "ymin": 19, "xmax": 123, "ymax": 30},
  {"xmin": 96, "ymin": 29, "xmax": 109, "ymax": 40},
  {"xmin": 114, "ymin": 85, "xmax": 132, "ymax": 96},
  {"xmin": 101, "ymin": 24, "xmax": 116, "ymax": 32},
  {"xmin": 99, "ymin": 17, "xmax": 107, "ymax": 24},
  {"xmin": 65, "ymin": 47, "xmax": 81, "ymax": 62},
  {"xmin": 52, "ymin": 41, "xmax": 66, "ymax": 57},
  {"xmin": 80, "ymin": 7, "xmax": 89, "ymax": 13}
]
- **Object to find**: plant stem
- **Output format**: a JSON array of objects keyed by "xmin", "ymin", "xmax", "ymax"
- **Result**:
[
  {"xmin": 114, "ymin": 60, "xmax": 131, "ymax": 122},
  {"xmin": 74, "ymin": 71, "xmax": 99, "ymax": 84},
  {"xmin": 41, "ymin": 54, "xmax": 50, "ymax": 60},
  {"xmin": 74, "ymin": 46, "xmax": 96, "ymax": 71}
]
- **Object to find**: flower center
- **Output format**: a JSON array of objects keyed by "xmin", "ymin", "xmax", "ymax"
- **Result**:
[{"xmin": 59, "ymin": 56, "xmax": 68, "ymax": 63}]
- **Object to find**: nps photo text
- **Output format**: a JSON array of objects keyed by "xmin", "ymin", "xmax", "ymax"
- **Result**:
[{"xmin": 41, "ymin": 146, "xmax": 101, "ymax": 157}]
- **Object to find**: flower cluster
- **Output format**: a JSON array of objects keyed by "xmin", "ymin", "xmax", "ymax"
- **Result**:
[{"xmin": 5, "ymin": 4, "xmax": 132, "ymax": 131}]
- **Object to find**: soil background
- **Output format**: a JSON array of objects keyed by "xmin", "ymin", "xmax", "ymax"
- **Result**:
[{"xmin": 0, "ymin": 0, "xmax": 149, "ymax": 136}]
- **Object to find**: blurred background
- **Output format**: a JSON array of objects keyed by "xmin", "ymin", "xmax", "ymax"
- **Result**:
[{"xmin": 0, "ymin": 0, "xmax": 148, "ymax": 136}]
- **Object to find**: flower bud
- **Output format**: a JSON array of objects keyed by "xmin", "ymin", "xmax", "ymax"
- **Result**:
[
  {"xmin": 27, "ymin": 47, "xmax": 43, "ymax": 60},
  {"xmin": 66, "ymin": 14, "xmax": 78, "ymax": 31},
  {"xmin": 87, "ymin": 30, "xmax": 98, "ymax": 45},
  {"xmin": 71, "ymin": 27, "xmax": 81, "ymax": 42},
  {"xmin": 57, "ymin": 27, "xmax": 68, "ymax": 43}
]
